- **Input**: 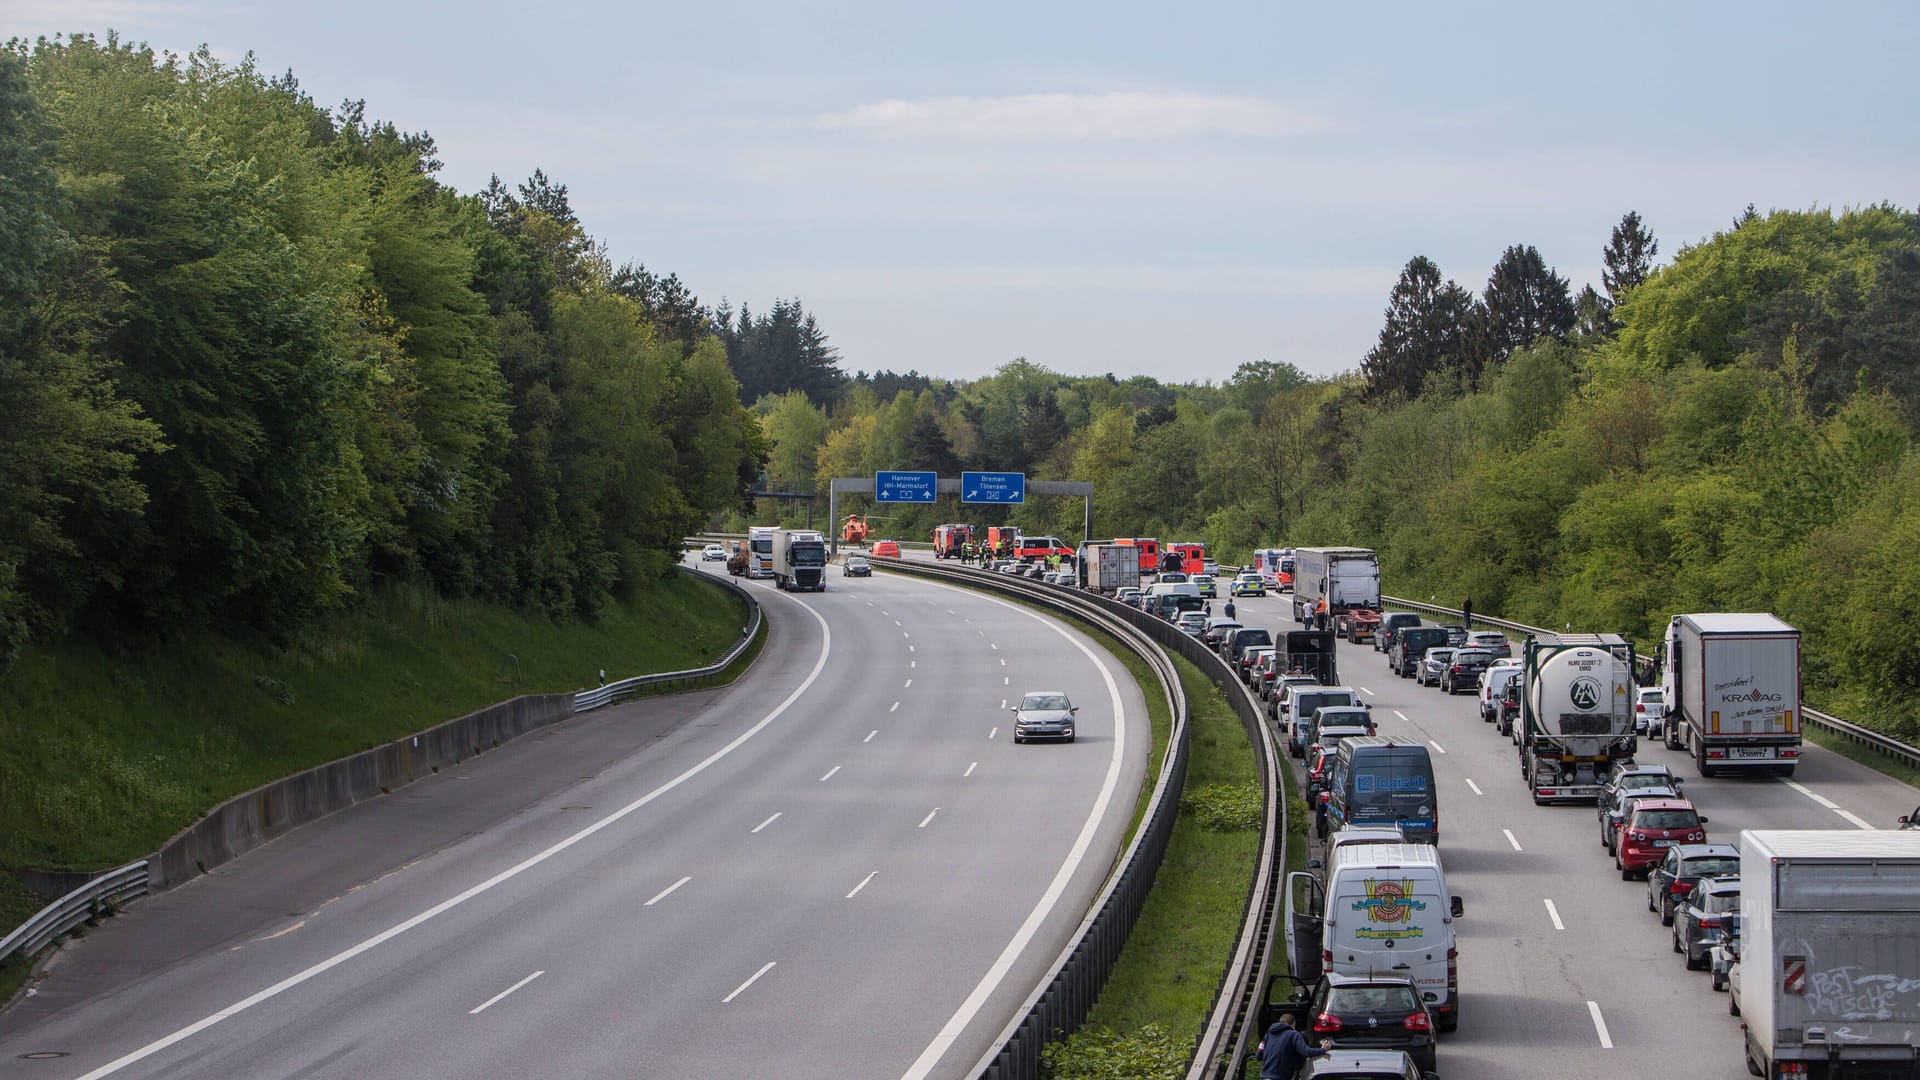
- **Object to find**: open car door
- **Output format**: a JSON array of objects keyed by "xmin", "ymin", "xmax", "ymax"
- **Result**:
[{"xmin": 1283, "ymin": 870, "xmax": 1326, "ymax": 983}]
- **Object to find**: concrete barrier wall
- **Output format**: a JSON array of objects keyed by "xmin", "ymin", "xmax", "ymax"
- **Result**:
[{"xmin": 152, "ymin": 693, "xmax": 575, "ymax": 890}]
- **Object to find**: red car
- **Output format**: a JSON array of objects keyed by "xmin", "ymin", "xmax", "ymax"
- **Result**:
[
  {"xmin": 870, "ymin": 539, "xmax": 901, "ymax": 557},
  {"xmin": 1615, "ymin": 798, "xmax": 1709, "ymax": 879}
]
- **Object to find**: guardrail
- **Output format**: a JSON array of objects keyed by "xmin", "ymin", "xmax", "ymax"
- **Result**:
[
  {"xmin": 1377, "ymin": 594, "xmax": 1920, "ymax": 772},
  {"xmin": 874, "ymin": 558, "xmax": 1192, "ymax": 1080},
  {"xmin": 572, "ymin": 569, "xmax": 762, "ymax": 712},
  {"xmin": 0, "ymin": 861, "xmax": 149, "ymax": 968}
]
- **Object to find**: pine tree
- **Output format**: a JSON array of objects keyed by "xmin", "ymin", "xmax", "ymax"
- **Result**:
[
  {"xmin": 1602, "ymin": 211, "xmax": 1659, "ymax": 307},
  {"xmin": 1361, "ymin": 256, "xmax": 1476, "ymax": 397},
  {"xmin": 1481, "ymin": 245, "xmax": 1575, "ymax": 365}
]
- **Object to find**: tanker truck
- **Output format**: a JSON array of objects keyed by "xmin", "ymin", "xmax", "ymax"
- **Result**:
[{"xmin": 1519, "ymin": 633, "xmax": 1637, "ymax": 804}]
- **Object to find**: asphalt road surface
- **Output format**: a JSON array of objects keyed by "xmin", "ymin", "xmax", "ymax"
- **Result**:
[
  {"xmin": 1219, "ymin": 582, "xmax": 1912, "ymax": 1080},
  {"xmin": 0, "ymin": 556, "xmax": 1149, "ymax": 1080}
]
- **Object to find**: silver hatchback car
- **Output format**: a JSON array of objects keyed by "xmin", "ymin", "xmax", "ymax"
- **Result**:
[{"xmin": 1012, "ymin": 691, "xmax": 1077, "ymax": 744}]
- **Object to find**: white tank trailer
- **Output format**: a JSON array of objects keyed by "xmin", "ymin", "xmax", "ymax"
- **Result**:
[{"xmin": 1520, "ymin": 633, "xmax": 1637, "ymax": 804}]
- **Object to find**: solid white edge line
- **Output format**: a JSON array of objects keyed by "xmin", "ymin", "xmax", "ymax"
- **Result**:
[
  {"xmin": 1544, "ymin": 898, "xmax": 1564, "ymax": 931},
  {"xmin": 723, "ymin": 961, "xmax": 777, "ymax": 1003},
  {"xmin": 847, "ymin": 871, "xmax": 878, "ymax": 899},
  {"xmin": 918, "ymin": 808, "xmax": 940, "ymax": 829},
  {"xmin": 1504, "ymin": 828, "xmax": 1524, "ymax": 851},
  {"xmin": 750, "ymin": 813, "xmax": 781, "ymax": 835},
  {"xmin": 899, "ymin": 575, "xmax": 1130, "ymax": 1080},
  {"xmin": 646, "ymin": 876, "xmax": 693, "ymax": 906},
  {"xmin": 468, "ymin": 969, "xmax": 545, "ymax": 1015},
  {"xmin": 69, "ymin": 597, "xmax": 837, "ymax": 1080},
  {"xmin": 1837, "ymin": 808, "xmax": 1878, "ymax": 830},
  {"xmin": 1465, "ymin": 778, "xmax": 1483, "ymax": 796},
  {"xmin": 1784, "ymin": 778, "xmax": 1840, "ymax": 809},
  {"xmin": 1587, "ymin": 1000, "xmax": 1614, "ymax": 1048}
]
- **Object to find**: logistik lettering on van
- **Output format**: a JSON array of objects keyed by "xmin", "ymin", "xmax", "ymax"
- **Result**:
[{"xmin": 1352, "ymin": 878, "xmax": 1428, "ymax": 939}]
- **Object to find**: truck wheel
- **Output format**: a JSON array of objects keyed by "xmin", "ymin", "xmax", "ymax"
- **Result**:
[{"xmin": 1665, "ymin": 725, "xmax": 1683, "ymax": 751}]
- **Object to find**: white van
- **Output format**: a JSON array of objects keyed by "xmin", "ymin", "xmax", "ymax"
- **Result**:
[
  {"xmin": 1285, "ymin": 843, "xmax": 1465, "ymax": 1031},
  {"xmin": 1478, "ymin": 663, "xmax": 1522, "ymax": 724}
]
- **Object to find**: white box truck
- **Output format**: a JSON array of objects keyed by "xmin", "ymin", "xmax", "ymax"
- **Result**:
[
  {"xmin": 1078, "ymin": 541, "xmax": 1141, "ymax": 594},
  {"xmin": 773, "ymin": 529, "xmax": 826, "ymax": 592},
  {"xmin": 1661, "ymin": 613, "xmax": 1802, "ymax": 778},
  {"xmin": 1733, "ymin": 830, "xmax": 1920, "ymax": 1080},
  {"xmin": 746, "ymin": 526, "xmax": 778, "ymax": 579},
  {"xmin": 1291, "ymin": 547, "xmax": 1380, "ymax": 626}
]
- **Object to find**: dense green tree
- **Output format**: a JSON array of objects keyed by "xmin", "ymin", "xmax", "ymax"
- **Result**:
[
  {"xmin": 1361, "ymin": 256, "xmax": 1477, "ymax": 398},
  {"xmin": 1481, "ymin": 245, "xmax": 1575, "ymax": 366},
  {"xmin": 717, "ymin": 298, "xmax": 845, "ymax": 406},
  {"xmin": 1601, "ymin": 210, "xmax": 1658, "ymax": 308}
]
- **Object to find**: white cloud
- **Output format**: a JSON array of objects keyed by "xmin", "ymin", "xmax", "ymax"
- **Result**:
[{"xmin": 817, "ymin": 91, "xmax": 1329, "ymax": 140}]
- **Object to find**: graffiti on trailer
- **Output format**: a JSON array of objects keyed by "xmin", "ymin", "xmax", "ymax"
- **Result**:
[{"xmin": 1806, "ymin": 965, "xmax": 1920, "ymax": 1021}]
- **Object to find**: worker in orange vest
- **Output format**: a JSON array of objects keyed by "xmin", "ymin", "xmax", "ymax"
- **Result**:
[{"xmin": 1315, "ymin": 596, "xmax": 1329, "ymax": 631}]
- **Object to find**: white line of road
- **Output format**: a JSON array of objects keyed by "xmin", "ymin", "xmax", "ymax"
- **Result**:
[
  {"xmin": 847, "ymin": 872, "xmax": 878, "ymax": 899},
  {"xmin": 1837, "ymin": 809, "xmax": 1878, "ymax": 830},
  {"xmin": 1785, "ymin": 778, "xmax": 1878, "ymax": 829},
  {"xmin": 900, "ymin": 576, "xmax": 1131, "ymax": 1080},
  {"xmin": 723, "ymin": 962, "xmax": 776, "ymax": 1003},
  {"xmin": 750, "ymin": 814, "xmax": 781, "ymax": 835},
  {"xmin": 1465, "ymin": 779, "xmax": 1483, "ymax": 796},
  {"xmin": 865, "ymin": 730, "xmax": 878, "ymax": 743},
  {"xmin": 905, "ymin": 678, "xmax": 913, "ymax": 688},
  {"xmin": 646, "ymin": 876, "xmax": 692, "ymax": 906},
  {"xmin": 1587, "ymin": 1000, "xmax": 1614, "ymax": 1048},
  {"xmin": 1358, "ymin": 686, "xmax": 1372, "ymax": 694},
  {"xmin": 1429, "ymin": 740, "xmax": 1447, "ymax": 755},
  {"xmin": 63, "ymin": 598, "xmax": 840, "ymax": 1080},
  {"xmin": 1504, "ymin": 829, "xmax": 1524, "ymax": 852},
  {"xmin": 891, "ymin": 701, "xmax": 900, "ymax": 713},
  {"xmin": 990, "ymin": 643, "xmax": 998, "ymax": 650},
  {"xmin": 1544, "ymin": 899, "xmax": 1564, "ymax": 930},
  {"xmin": 918, "ymin": 808, "xmax": 940, "ymax": 829},
  {"xmin": 469, "ymin": 970, "xmax": 544, "ymax": 1015},
  {"xmin": 1394, "ymin": 710, "xmax": 1411, "ymax": 723},
  {"xmin": 989, "ymin": 727, "xmax": 998, "ymax": 740},
  {"xmin": 819, "ymin": 766, "xmax": 840, "ymax": 782},
  {"xmin": 965, "ymin": 762, "xmax": 978, "ymax": 777}
]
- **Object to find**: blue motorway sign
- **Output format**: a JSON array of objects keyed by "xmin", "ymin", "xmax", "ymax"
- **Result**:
[
  {"xmin": 875, "ymin": 470, "xmax": 938, "ymax": 503},
  {"xmin": 961, "ymin": 471, "xmax": 1026, "ymax": 504}
]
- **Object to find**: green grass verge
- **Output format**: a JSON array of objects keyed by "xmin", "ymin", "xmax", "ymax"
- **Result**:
[
  {"xmin": 0, "ymin": 571, "xmax": 750, "ymax": 873},
  {"xmin": 1045, "ymin": 656, "xmax": 1262, "ymax": 1076}
]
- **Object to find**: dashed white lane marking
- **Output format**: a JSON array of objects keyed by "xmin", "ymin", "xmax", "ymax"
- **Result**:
[
  {"xmin": 894, "ymin": 620, "xmax": 902, "ymax": 626},
  {"xmin": 723, "ymin": 962, "xmax": 776, "ymax": 1003},
  {"xmin": 966, "ymin": 619, "xmax": 973, "ymax": 625},
  {"xmin": 1359, "ymin": 686, "xmax": 1373, "ymax": 695},
  {"xmin": 909, "ymin": 644, "xmax": 915, "ymax": 652},
  {"xmin": 918, "ymin": 808, "xmax": 940, "ymax": 829},
  {"xmin": 819, "ymin": 766, "xmax": 841, "ymax": 782},
  {"xmin": 1504, "ymin": 828, "xmax": 1524, "ymax": 852},
  {"xmin": 864, "ymin": 730, "xmax": 878, "ymax": 743},
  {"xmin": 750, "ymin": 813, "xmax": 781, "ymax": 835},
  {"xmin": 990, "ymin": 643, "xmax": 999, "ymax": 650},
  {"xmin": 999, "ymin": 658, "xmax": 1006, "ymax": 666},
  {"xmin": 1587, "ymin": 1001, "xmax": 1614, "ymax": 1048},
  {"xmin": 1003, "ymin": 676, "xmax": 1009, "ymax": 685},
  {"xmin": 904, "ymin": 678, "xmax": 913, "ymax": 688},
  {"xmin": 866, "ymin": 602, "xmax": 873, "ymax": 607},
  {"xmin": 846, "ymin": 872, "xmax": 878, "ymax": 899},
  {"xmin": 911, "ymin": 661, "xmax": 916, "ymax": 668},
  {"xmin": 1429, "ymin": 740, "xmax": 1447, "ymax": 754},
  {"xmin": 904, "ymin": 632, "xmax": 910, "ymax": 639},
  {"xmin": 1544, "ymin": 899, "xmax": 1565, "ymax": 930},
  {"xmin": 1000, "ymin": 699, "xmax": 1006, "ymax": 709},
  {"xmin": 881, "ymin": 610, "xmax": 889, "ymax": 616},
  {"xmin": 890, "ymin": 701, "xmax": 900, "ymax": 713},
  {"xmin": 469, "ymin": 970, "xmax": 544, "ymax": 1015},
  {"xmin": 1394, "ymin": 710, "xmax": 1411, "ymax": 723},
  {"xmin": 989, "ymin": 727, "xmax": 998, "ymax": 740},
  {"xmin": 947, "ymin": 610, "xmax": 955, "ymax": 615},
  {"xmin": 646, "ymin": 876, "xmax": 693, "ymax": 905},
  {"xmin": 964, "ymin": 762, "xmax": 978, "ymax": 777},
  {"xmin": 1465, "ymin": 778, "xmax": 1483, "ymax": 796}
]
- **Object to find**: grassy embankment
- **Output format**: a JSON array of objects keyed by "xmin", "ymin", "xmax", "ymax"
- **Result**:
[{"xmin": 0, "ymin": 570, "xmax": 753, "ymax": 971}]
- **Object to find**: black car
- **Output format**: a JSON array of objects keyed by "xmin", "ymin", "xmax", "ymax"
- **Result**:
[
  {"xmin": 1375, "ymin": 613, "xmax": 1422, "ymax": 654},
  {"xmin": 1674, "ymin": 877, "xmax": 1741, "ymax": 970},
  {"xmin": 842, "ymin": 555, "xmax": 872, "ymax": 577},
  {"xmin": 1439, "ymin": 648, "xmax": 1494, "ymax": 694},
  {"xmin": 1646, "ymin": 843, "xmax": 1740, "ymax": 925},
  {"xmin": 1260, "ymin": 972, "xmax": 1437, "ymax": 1074},
  {"xmin": 1438, "ymin": 623, "xmax": 1468, "ymax": 647},
  {"xmin": 1390, "ymin": 627, "xmax": 1450, "ymax": 678}
]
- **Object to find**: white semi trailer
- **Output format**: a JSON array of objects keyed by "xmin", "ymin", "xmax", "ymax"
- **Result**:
[{"xmin": 1662, "ymin": 613, "xmax": 1802, "ymax": 778}]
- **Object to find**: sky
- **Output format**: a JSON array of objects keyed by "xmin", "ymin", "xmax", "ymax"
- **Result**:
[{"xmin": 7, "ymin": 1, "xmax": 1918, "ymax": 384}]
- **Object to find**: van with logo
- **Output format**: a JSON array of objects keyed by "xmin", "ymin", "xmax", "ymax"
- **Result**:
[
  {"xmin": 1286, "ymin": 843, "xmax": 1465, "ymax": 1031},
  {"xmin": 1324, "ymin": 738, "xmax": 1438, "ymax": 844}
]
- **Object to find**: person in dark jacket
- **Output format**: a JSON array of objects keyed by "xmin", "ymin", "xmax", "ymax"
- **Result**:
[
  {"xmin": 1462, "ymin": 594, "xmax": 1473, "ymax": 630},
  {"xmin": 1256, "ymin": 1014, "xmax": 1331, "ymax": 1078}
]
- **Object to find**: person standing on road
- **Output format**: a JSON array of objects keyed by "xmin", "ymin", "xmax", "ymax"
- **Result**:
[
  {"xmin": 1224, "ymin": 599, "xmax": 1237, "ymax": 620},
  {"xmin": 1462, "ymin": 594, "xmax": 1473, "ymax": 630},
  {"xmin": 1315, "ymin": 596, "xmax": 1329, "ymax": 631},
  {"xmin": 1255, "ymin": 1014, "xmax": 1331, "ymax": 1079}
]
